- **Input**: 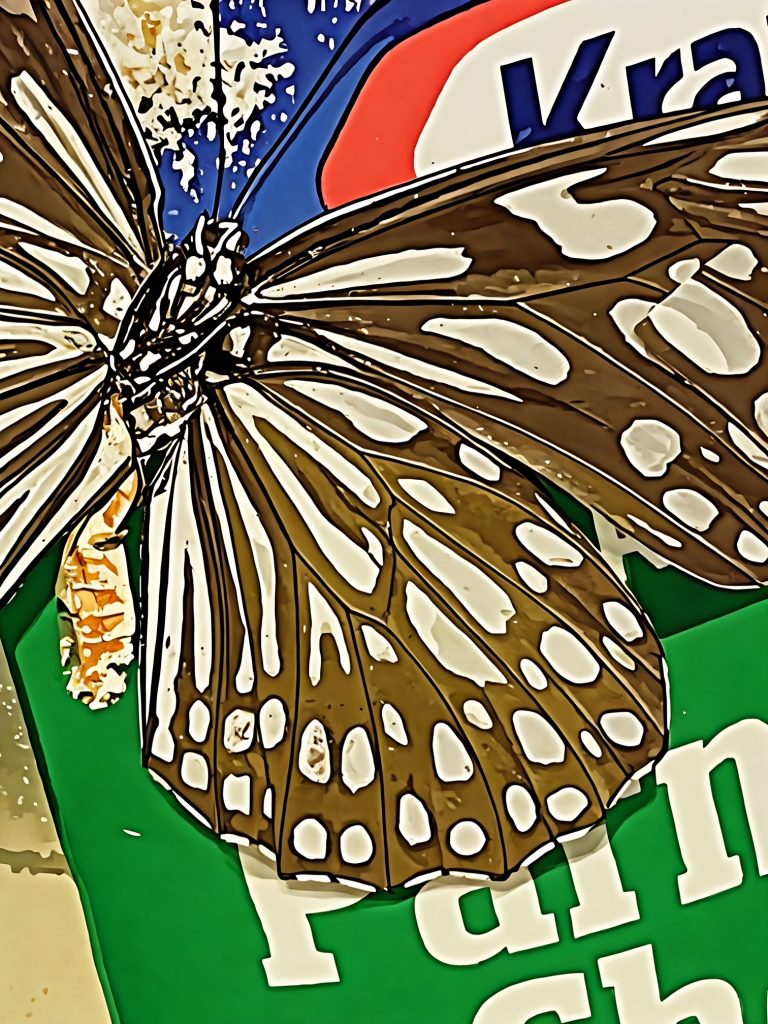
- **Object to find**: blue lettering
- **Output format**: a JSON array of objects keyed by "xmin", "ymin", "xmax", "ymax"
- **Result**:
[
  {"xmin": 692, "ymin": 27, "xmax": 765, "ymax": 107},
  {"xmin": 627, "ymin": 52, "xmax": 684, "ymax": 119},
  {"xmin": 500, "ymin": 32, "xmax": 614, "ymax": 146}
]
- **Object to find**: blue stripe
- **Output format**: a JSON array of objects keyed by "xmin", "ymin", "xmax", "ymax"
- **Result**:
[{"xmin": 232, "ymin": 0, "xmax": 476, "ymax": 252}]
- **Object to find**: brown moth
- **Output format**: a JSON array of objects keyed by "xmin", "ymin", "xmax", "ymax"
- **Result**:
[{"xmin": 2, "ymin": 0, "xmax": 768, "ymax": 890}]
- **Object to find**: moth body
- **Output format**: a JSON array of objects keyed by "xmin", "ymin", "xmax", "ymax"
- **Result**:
[{"xmin": 113, "ymin": 216, "xmax": 250, "ymax": 452}]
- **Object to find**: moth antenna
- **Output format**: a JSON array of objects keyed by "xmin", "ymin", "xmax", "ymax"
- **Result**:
[{"xmin": 210, "ymin": 0, "xmax": 228, "ymax": 220}]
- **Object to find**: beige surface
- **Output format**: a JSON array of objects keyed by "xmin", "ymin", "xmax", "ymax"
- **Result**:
[{"xmin": 0, "ymin": 644, "xmax": 112, "ymax": 1024}]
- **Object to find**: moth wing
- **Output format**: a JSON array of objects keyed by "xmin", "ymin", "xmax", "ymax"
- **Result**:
[
  {"xmin": 141, "ymin": 368, "xmax": 665, "ymax": 888},
  {"xmin": 0, "ymin": 334, "xmax": 132, "ymax": 601},
  {"xmin": 0, "ymin": 0, "xmax": 161, "ymax": 333},
  {"xmin": 0, "ymin": 0, "xmax": 165, "ymax": 599},
  {"xmin": 244, "ymin": 100, "xmax": 768, "ymax": 587}
]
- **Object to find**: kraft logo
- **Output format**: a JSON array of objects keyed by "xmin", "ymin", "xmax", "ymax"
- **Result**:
[{"xmin": 502, "ymin": 24, "xmax": 767, "ymax": 145}]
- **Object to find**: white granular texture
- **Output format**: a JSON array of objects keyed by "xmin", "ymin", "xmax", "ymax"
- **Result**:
[{"xmin": 81, "ymin": 0, "xmax": 295, "ymax": 192}]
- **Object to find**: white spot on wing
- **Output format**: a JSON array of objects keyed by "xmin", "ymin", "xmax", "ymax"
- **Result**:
[
  {"xmin": 620, "ymin": 419, "xmax": 681, "ymax": 478},
  {"xmin": 381, "ymin": 703, "xmax": 408, "ymax": 745},
  {"xmin": 513, "ymin": 709, "xmax": 566, "ymax": 765},
  {"xmin": 181, "ymin": 751, "xmax": 209, "ymax": 791},
  {"xmin": 398, "ymin": 793, "xmax": 432, "ymax": 846},
  {"xmin": 222, "ymin": 774, "xmax": 251, "ymax": 814},
  {"xmin": 298, "ymin": 719, "xmax": 331, "ymax": 784},
  {"xmin": 736, "ymin": 529, "xmax": 768, "ymax": 564},
  {"xmin": 458, "ymin": 443, "xmax": 501, "ymax": 481},
  {"xmin": 292, "ymin": 817, "xmax": 328, "ymax": 860},
  {"xmin": 361, "ymin": 624, "xmax": 398, "ymax": 663},
  {"xmin": 546, "ymin": 786, "xmax": 589, "ymax": 822},
  {"xmin": 602, "ymin": 601, "xmax": 643, "ymax": 642},
  {"xmin": 504, "ymin": 785, "xmax": 537, "ymax": 832},
  {"xmin": 520, "ymin": 658, "xmax": 548, "ymax": 691},
  {"xmin": 463, "ymin": 699, "xmax": 493, "ymax": 730},
  {"xmin": 668, "ymin": 258, "xmax": 700, "ymax": 284},
  {"xmin": 496, "ymin": 167, "xmax": 655, "ymax": 260},
  {"xmin": 447, "ymin": 820, "xmax": 486, "ymax": 856},
  {"xmin": 602, "ymin": 636, "xmax": 635, "ymax": 670},
  {"xmin": 662, "ymin": 488, "xmax": 718, "ymax": 531},
  {"xmin": 400, "ymin": 478, "xmax": 455, "ymax": 514},
  {"xmin": 103, "ymin": 278, "xmax": 132, "ymax": 319},
  {"xmin": 711, "ymin": 149, "xmax": 768, "ymax": 182},
  {"xmin": 539, "ymin": 626, "xmax": 600, "ymax": 684},
  {"xmin": 187, "ymin": 699, "xmax": 211, "ymax": 743},
  {"xmin": 432, "ymin": 722, "xmax": 474, "ymax": 782},
  {"xmin": 422, "ymin": 317, "xmax": 570, "ymax": 385},
  {"xmin": 340, "ymin": 824, "xmax": 374, "ymax": 865},
  {"xmin": 600, "ymin": 711, "xmax": 645, "ymax": 748},
  {"xmin": 341, "ymin": 727, "xmax": 376, "ymax": 793},
  {"xmin": 706, "ymin": 244, "xmax": 758, "ymax": 281},
  {"xmin": 515, "ymin": 522, "xmax": 584, "ymax": 567},
  {"xmin": 259, "ymin": 698, "xmax": 286, "ymax": 750},
  {"xmin": 580, "ymin": 730, "xmax": 603, "ymax": 758},
  {"xmin": 515, "ymin": 561, "xmax": 549, "ymax": 594}
]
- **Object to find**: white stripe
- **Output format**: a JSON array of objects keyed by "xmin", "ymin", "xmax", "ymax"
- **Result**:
[
  {"xmin": 171, "ymin": 440, "xmax": 213, "ymax": 694},
  {"xmin": 198, "ymin": 411, "xmax": 257, "ymax": 692},
  {"xmin": 144, "ymin": 460, "xmax": 175, "ymax": 751},
  {"xmin": 307, "ymin": 582, "xmax": 351, "ymax": 683},
  {"xmin": 402, "ymin": 520, "xmax": 515, "ymax": 633},
  {"xmin": 0, "ymin": 400, "xmax": 132, "ymax": 603},
  {"xmin": 0, "ymin": 198, "xmax": 82, "ymax": 248},
  {"xmin": 11, "ymin": 72, "xmax": 143, "ymax": 260},
  {"xmin": 233, "ymin": 383, "xmax": 380, "ymax": 508},
  {"xmin": 0, "ymin": 258, "xmax": 55, "ymax": 301},
  {"xmin": 226, "ymin": 385, "xmax": 381, "ymax": 593},
  {"xmin": 314, "ymin": 329, "xmax": 521, "ymax": 401},
  {"xmin": 201, "ymin": 409, "xmax": 281, "ymax": 679},
  {"xmin": 258, "ymin": 247, "xmax": 472, "ymax": 299},
  {"xmin": 0, "ymin": 369, "xmax": 103, "ymax": 473},
  {"xmin": 18, "ymin": 244, "xmax": 90, "ymax": 295},
  {"xmin": 404, "ymin": 581, "xmax": 505, "ymax": 687},
  {"xmin": 286, "ymin": 380, "xmax": 427, "ymax": 442}
]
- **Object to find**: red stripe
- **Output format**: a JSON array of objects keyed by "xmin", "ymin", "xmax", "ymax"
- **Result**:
[{"xmin": 321, "ymin": 0, "xmax": 572, "ymax": 208}]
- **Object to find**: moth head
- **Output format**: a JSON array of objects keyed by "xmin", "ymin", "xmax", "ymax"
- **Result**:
[{"xmin": 182, "ymin": 215, "xmax": 249, "ymax": 292}]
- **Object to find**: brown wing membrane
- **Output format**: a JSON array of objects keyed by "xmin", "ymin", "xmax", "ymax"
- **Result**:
[
  {"xmin": 0, "ymin": 0, "xmax": 161, "ymax": 334},
  {"xmin": 242, "ymin": 100, "xmax": 768, "ymax": 587},
  {"xmin": 142, "ymin": 367, "xmax": 665, "ymax": 888},
  {"xmin": 0, "ymin": 0, "xmax": 160, "ymax": 599},
  {"xmin": 0, "ymin": 318, "xmax": 133, "ymax": 601}
]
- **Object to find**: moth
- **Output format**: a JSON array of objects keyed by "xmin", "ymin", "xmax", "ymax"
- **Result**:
[{"xmin": 3, "ymin": 0, "xmax": 768, "ymax": 891}]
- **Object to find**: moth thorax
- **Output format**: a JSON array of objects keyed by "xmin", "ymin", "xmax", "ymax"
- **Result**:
[
  {"xmin": 128, "ymin": 369, "xmax": 203, "ymax": 453},
  {"xmin": 113, "ymin": 216, "xmax": 249, "ymax": 410}
]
